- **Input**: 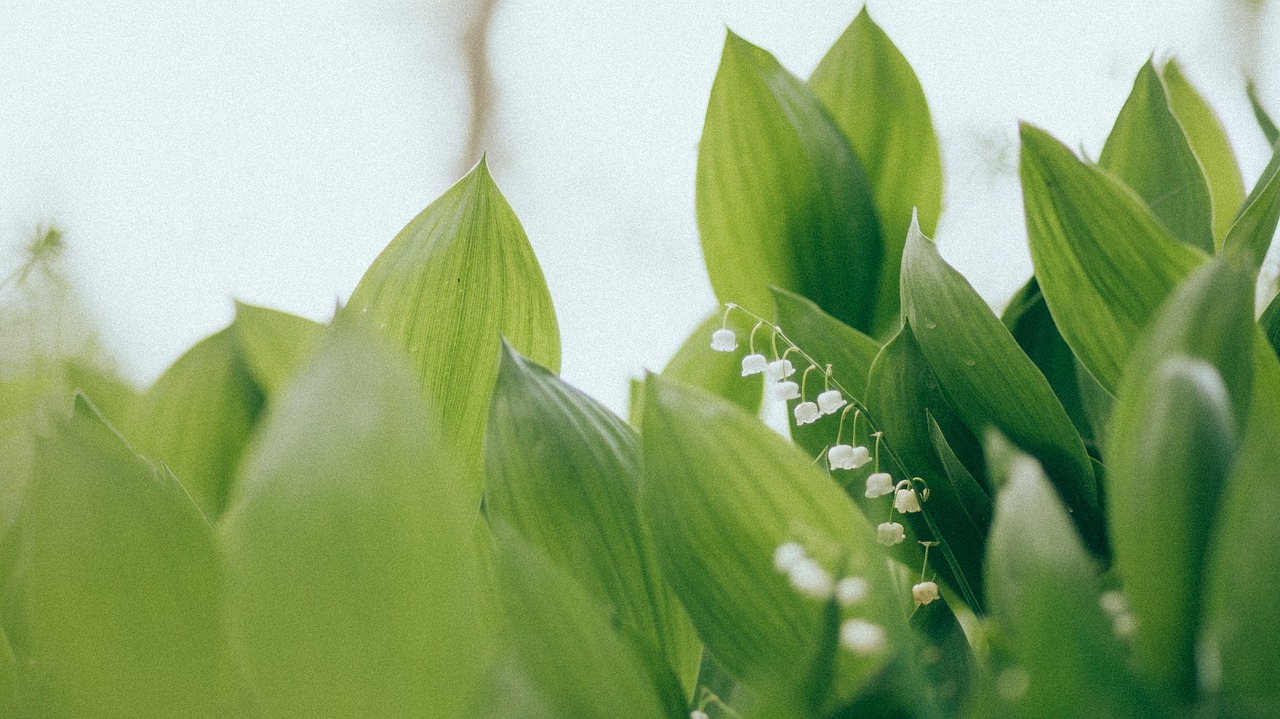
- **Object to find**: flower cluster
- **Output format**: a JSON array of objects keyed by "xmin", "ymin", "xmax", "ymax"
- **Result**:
[{"xmin": 773, "ymin": 541, "xmax": 887, "ymax": 656}]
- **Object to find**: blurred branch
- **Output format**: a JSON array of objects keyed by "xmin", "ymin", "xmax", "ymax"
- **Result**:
[{"xmin": 458, "ymin": 0, "xmax": 500, "ymax": 175}]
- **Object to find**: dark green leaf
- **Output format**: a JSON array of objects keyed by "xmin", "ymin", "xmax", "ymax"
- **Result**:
[
  {"xmin": 1246, "ymin": 79, "xmax": 1279, "ymax": 146},
  {"xmin": 1261, "ymin": 291, "xmax": 1280, "ymax": 358},
  {"xmin": 909, "ymin": 597, "xmax": 978, "ymax": 715},
  {"xmin": 232, "ymin": 301, "xmax": 323, "ymax": 399},
  {"xmin": 808, "ymin": 8, "xmax": 942, "ymax": 337},
  {"xmin": 697, "ymin": 31, "xmax": 882, "ymax": 333},
  {"xmin": 927, "ymin": 414, "xmax": 992, "ymax": 538},
  {"xmin": 1222, "ymin": 143, "xmax": 1280, "ymax": 268}
]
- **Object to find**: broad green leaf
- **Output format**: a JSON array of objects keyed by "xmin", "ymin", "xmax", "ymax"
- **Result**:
[
  {"xmin": 640, "ymin": 374, "xmax": 914, "ymax": 708},
  {"xmin": 772, "ymin": 287, "xmax": 881, "ymax": 399},
  {"xmin": 1261, "ymin": 291, "xmax": 1280, "ymax": 357},
  {"xmin": 485, "ymin": 344, "xmax": 701, "ymax": 695},
  {"xmin": 985, "ymin": 445, "xmax": 1161, "ymax": 719},
  {"xmin": 1099, "ymin": 61, "xmax": 1214, "ymax": 253},
  {"xmin": 0, "ymin": 620, "xmax": 16, "ymax": 716},
  {"xmin": 343, "ymin": 158, "xmax": 560, "ymax": 497},
  {"xmin": 220, "ymin": 327, "xmax": 486, "ymax": 719},
  {"xmin": 927, "ymin": 415, "xmax": 992, "ymax": 539},
  {"xmin": 1020, "ymin": 123, "xmax": 1205, "ymax": 392},
  {"xmin": 1162, "ymin": 60, "xmax": 1246, "ymax": 244},
  {"xmin": 125, "ymin": 327, "xmax": 262, "ymax": 517},
  {"xmin": 27, "ymin": 396, "xmax": 234, "ymax": 718},
  {"xmin": 491, "ymin": 526, "xmax": 672, "ymax": 719},
  {"xmin": 697, "ymin": 31, "xmax": 882, "ymax": 333},
  {"xmin": 232, "ymin": 301, "xmax": 323, "ymax": 399},
  {"xmin": 660, "ymin": 308, "xmax": 763, "ymax": 418},
  {"xmin": 1222, "ymin": 143, "xmax": 1280, "ymax": 267},
  {"xmin": 61, "ymin": 360, "xmax": 137, "ymax": 426},
  {"xmin": 1246, "ymin": 79, "xmax": 1279, "ymax": 146},
  {"xmin": 901, "ymin": 219, "xmax": 1103, "ymax": 553},
  {"xmin": 808, "ymin": 8, "xmax": 943, "ymax": 337}
]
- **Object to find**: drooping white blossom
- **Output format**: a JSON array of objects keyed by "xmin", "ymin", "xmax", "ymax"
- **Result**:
[
  {"xmin": 864, "ymin": 472, "xmax": 894, "ymax": 498},
  {"xmin": 711, "ymin": 328, "xmax": 737, "ymax": 352},
  {"xmin": 794, "ymin": 401, "xmax": 821, "ymax": 425},
  {"xmin": 912, "ymin": 581, "xmax": 940, "ymax": 606},
  {"xmin": 876, "ymin": 522, "xmax": 906, "ymax": 546},
  {"xmin": 816, "ymin": 389, "xmax": 847, "ymax": 415},
  {"xmin": 741, "ymin": 353, "xmax": 768, "ymax": 376},
  {"xmin": 894, "ymin": 487, "xmax": 922, "ymax": 514},
  {"xmin": 828, "ymin": 444, "xmax": 860, "ymax": 470},
  {"xmin": 691, "ymin": 711, "xmax": 710, "ymax": 719},
  {"xmin": 765, "ymin": 358, "xmax": 796, "ymax": 381},
  {"xmin": 772, "ymin": 380, "xmax": 801, "ymax": 401},
  {"xmin": 839, "ymin": 619, "xmax": 887, "ymax": 655}
]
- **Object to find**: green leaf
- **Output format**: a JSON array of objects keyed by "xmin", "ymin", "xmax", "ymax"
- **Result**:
[
  {"xmin": 343, "ymin": 158, "xmax": 560, "ymax": 498},
  {"xmin": 27, "ymin": 396, "xmax": 234, "ymax": 718},
  {"xmin": 640, "ymin": 374, "xmax": 912, "ymax": 707},
  {"xmin": 1099, "ymin": 61, "xmax": 1214, "ymax": 253},
  {"xmin": 1261, "ymin": 291, "xmax": 1280, "ymax": 357},
  {"xmin": 0, "ymin": 624, "xmax": 13, "ymax": 716},
  {"xmin": 985, "ymin": 444, "xmax": 1161, "ymax": 718},
  {"xmin": 220, "ymin": 326, "xmax": 486, "ymax": 719},
  {"xmin": 1162, "ymin": 59, "xmax": 1246, "ymax": 244},
  {"xmin": 772, "ymin": 287, "xmax": 881, "ymax": 399},
  {"xmin": 660, "ymin": 308, "xmax": 763, "ymax": 418},
  {"xmin": 696, "ymin": 31, "xmax": 882, "ymax": 334},
  {"xmin": 485, "ymin": 344, "xmax": 701, "ymax": 695},
  {"xmin": 926, "ymin": 415, "xmax": 992, "ymax": 539},
  {"xmin": 124, "ymin": 326, "xmax": 263, "ymax": 518},
  {"xmin": 901, "ymin": 219, "xmax": 1102, "ymax": 553},
  {"xmin": 490, "ymin": 526, "xmax": 673, "ymax": 719},
  {"xmin": 808, "ymin": 8, "xmax": 942, "ymax": 337},
  {"xmin": 232, "ymin": 301, "xmax": 323, "ymax": 399},
  {"xmin": 1222, "ymin": 143, "xmax": 1280, "ymax": 267},
  {"xmin": 1246, "ymin": 79, "xmax": 1279, "ymax": 147},
  {"xmin": 1020, "ymin": 123, "xmax": 1206, "ymax": 392},
  {"xmin": 909, "ymin": 597, "xmax": 978, "ymax": 715}
]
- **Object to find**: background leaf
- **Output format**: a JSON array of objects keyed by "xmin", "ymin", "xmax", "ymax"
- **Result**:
[
  {"xmin": 652, "ymin": 308, "xmax": 763, "ymax": 421},
  {"xmin": 232, "ymin": 301, "xmax": 323, "ymax": 400},
  {"xmin": 1246, "ymin": 79, "xmax": 1279, "ymax": 147},
  {"xmin": 1222, "ymin": 144, "xmax": 1280, "ymax": 268}
]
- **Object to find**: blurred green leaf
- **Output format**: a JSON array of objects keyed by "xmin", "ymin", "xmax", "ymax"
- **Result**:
[
  {"xmin": 640, "ymin": 374, "xmax": 912, "ymax": 708},
  {"xmin": 125, "ymin": 326, "xmax": 262, "ymax": 518},
  {"xmin": 908, "ymin": 597, "xmax": 978, "ymax": 715},
  {"xmin": 27, "ymin": 396, "xmax": 234, "ymax": 718},
  {"xmin": 1246, "ymin": 79, "xmax": 1279, "ymax": 146},
  {"xmin": 0, "ymin": 622, "xmax": 15, "ymax": 716},
  {"xmin": 901, "ymin": 219, "xmax": 1103, "ymax": 553},
  {"xmin": 697, "ymin": 31, "xmax": 882, "ymax": 334},
  {"xmin": 1099, "ymin": 61, "xmax": 1214, "ymax": 252},
  {"xmin": 220, "ymin": 326, "xmax": 486, "ymax": 719},
  {"xmin": 808, "ymin": 8, "xmax": 942, "ymax": 337},
  {"xmin": 1222, "ymin": 143, "xmax": 1280, "ymax": 267},
  {"xmin": 344, "ymin": 158, "xmax": 560, "ymax": 499},
  {"xmin": 658, "ymin": 308, "xmax": 763, "ymax": 420},
  {"xmin": 1162, "ymin": 59, "xmax": 1246, "ymax": 244},
  {"xmin": 232, "ymin": 302, "xmax": 323, "ymax": 399},
  {"xmin": 985, "ymin": 443, "xmax": 1161, "ymax": 719},
  {"xmin": 1261, "ymin": 291, "xmax": 1280, "ymax": 357},
  {"xmin": 485, "ymin": 343, "xmax": 701, "ymax": 695},
  {"xmin": 1020, "ymin": 123, "xmax": 1205, "ymax": 392}
]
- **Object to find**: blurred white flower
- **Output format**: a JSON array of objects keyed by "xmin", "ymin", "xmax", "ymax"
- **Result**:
[{"xmin": 839, "ymin": 619, "xmax": 886, "ymax": 655}]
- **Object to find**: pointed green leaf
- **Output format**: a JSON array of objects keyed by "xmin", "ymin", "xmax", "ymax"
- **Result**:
[
  {"xmin": 661, "ymin": 308, "xmax": 763, "ymax": 417},
  {"xmin": 485, "ymin": 344, "xmax": 701, "ymax": 695},
  {"xmin": 232, "ymin": 301, "xmax": 323, "ymax": 399},
  {"xmin": 1246, "ymin": 79, "xmax": 1279, "ymax": 146},
  {"xmin": 1099, "ymin": 61, "xmax": 1214, "ymax": 252},
  {"xmin": 125, "ymin": 327, "xmax": 263, "ymax": 517},
  {"xmin": 220, "ymin": 327, "xmax": 486, "ymax": 719},
  {"xmin": 344, "ymin": 159, "xmax": 560, "ymax": 497},
  {"xmin": 697, "ymin": 31, "xmax": 882, "ymax": 333},
  {"xmin": 808, "ymin": 8, "xmax": 942, "ymax": 337},
  {"xmin": 1222, "ymin": 143, "xmax": 1280, "ymax": 267},
  {"xmin": 901, "ymin": 219, "xmax": 1102, "ymax": 552},
  {"xmin": 1162, "ymin": 60, "xmax": 1246, "ymax": 244},
  {"xmin": 926, "ymin": 415, "xmax": 992, "ymax": 539},
  {"xmin": 1020, "ymin": 123, "xmax": 1206, "ymax": 392},
  {"xmin": 27, "ymin": 396, "xmax": 234, "ymax": 718},
  {"xmin": 640, "ymin": 374, "xmax": 911, "ymax": 705},
  {"xmin": 1261, "ymin": 291, "xmax": 1280, "ymax": 357}
]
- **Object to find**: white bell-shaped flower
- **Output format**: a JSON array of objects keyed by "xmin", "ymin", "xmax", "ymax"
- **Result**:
[
  {"xmin": 765, "ymin": 358, "xmax": 796, "ymax": 381},
  {"xmin": 828, "ymin": 444, "xmax": 860, "ymax": 470},
  {"xmin": 787, "ymin": 557, "xmax": 833, "ymax": 599},
  {"xmin": 691, "ymin": 712, "xmax": 710, "ymax": 719},
  {"xmin": 876, "ymin": 522, "xmax": 905, "ymax": 546},
  {"xmin": 710, "ymin": 328, "xmax": 738, "ymax": 352},
  {"xmin": 773, "ymin": 542, "xmax": 807, "ymax": 573},
  {"xmin": 816, "ymin": 389, "xmax": 847, "ymax": 415},
  {"xmin": 894, "ymin": 487, "xmax": 922, "ymax": 514},
  {"xmin": 839, "ymin": 619, "xmax": 886, "ymax": 655},
  {"xmin": 741, "ymin": 353, "xmax": 768, "ymax": 376},
  {"xmin": 864, "ymin": 472, "xmax": 894, "ymax": 498},
  {"xmin": 772, "ymin": 380, "xmax": 800, "ymax": 401},
  {"xmin": 794, "ymin": 401, "xmax": 821, "ymax": 425},
  {"xmin": 835, "ymin": 576, "xmax": 870, "ymax": 606},
  {"xmin": 912, "ymin": 581, "xmax": 940, "ymax": 606}
]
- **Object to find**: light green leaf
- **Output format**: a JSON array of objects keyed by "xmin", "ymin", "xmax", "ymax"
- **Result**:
[
  {"xmin": 1246, "ymin": 79, "xmax": 1279, "ymax": 147},
  {"xmin": 660, "ymin": 308, "xmax": 763, "ymax": 418},
  {"xmin": 1020, "ymin": 123, "xmax": 1206, "ymax": 392},
  {"xmin": 985, "ymin": 443, "xmax": 1161, "ymax": 718},
  {"xmin": 808, "ymin": 8, "xmax": 942, "ymax": 337},
  {"xmin": 343, "ymin": 158, "xmax": 560, "ymax": 498},
  {"xmin": 27, "ymin": 396, "xmax": 234, "ymax": 718},
  {"xmin": 772, "ymin": 287, "xmax": 881, "ymax": 400},
  {"xmin": 124, "ymin": 326, "xmax": 263, "ymax": 518},
  {"xmin": 640, "ymin": 374, "xmax": 912, "ymax": 708},
  {"xmin": 220, "ymin": 326, "xmax": 486, "ymax": 719},
  {"xmin": 0, "ymin": 617, "xmax": 16, "ymax": 716},
  {"xmin": 1162, "ymin": 59, "xmax": 1246, "ymax": 244},
  {"xmin": 697, "ymin": 31, "xmax": 882, "ymax": 333},
  {"xmin": 1099, "ymin": 61, "xmax": 1214, "ymax": 253},
  {"xmin": 485, "ymin": 344, "xmax": 701, "ymax": 695},
  {"xmin": 901, "ymin": 219, "xmax": 1103, "ymax": 553},
  {"xmin": 1222, "ymin": 143, "xmax": 1280, "ymax": 267},
  {"xmin": 232, "ymin": 301, "xmax": 323, "ymax": 399}
]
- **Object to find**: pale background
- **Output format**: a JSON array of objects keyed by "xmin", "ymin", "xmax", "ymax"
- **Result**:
[{"xmin": 2, "ymin": 0, "xmax": 1276, "ymax": 413}]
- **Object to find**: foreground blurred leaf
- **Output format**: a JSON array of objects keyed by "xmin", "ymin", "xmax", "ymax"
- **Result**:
[
  {"xmin": 485, "ymin": 344, "xmax": 700, "ymax": 694},
  {"xmin": 125, "ymin": 326, "xmax": 262, "ymax": 518},
  {"xmin": 28, "ymin": 397, "xmax": 234, "ymax": 718},
  {"xmin": 1099, "ymin": 61, "xmax": 1213, "ymax": 253},
  {"xmin": 697, "ymin": 31, "xmax": 882, "ymax": 333},
  {"xmin": 1222, "ymin": 143, "xmax": 1280, "ymax": 267},
  {"xmin": 344, "ymin": 158, "xmax": 560, "ymax": 497},
  {"xmin": 1161, "ymin": 60, "xmax": 1246, "ymax": 245},
  {"xmin": 221, "ymin": 327, "xmax": 485, "ymax": 719},
  {"xmin": 808, "ymin": 8, "xmax": 942, "ymax": 337},
  {"xmin": 1020, "ymin": 124, "xmax": 1205, "ymax": 392},
  {"xmin": 232, "ymin": 302, "xmax": 323, "ymax": 400},
  {"xmin": 1246, "ymin": 80, "xmax": 1279, "ymax": 146}
]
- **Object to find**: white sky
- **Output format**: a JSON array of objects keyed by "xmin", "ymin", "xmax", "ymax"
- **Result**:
[{"xmin": 2, "ymin": 0, "xmax": 1277, "ymax": 413}]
